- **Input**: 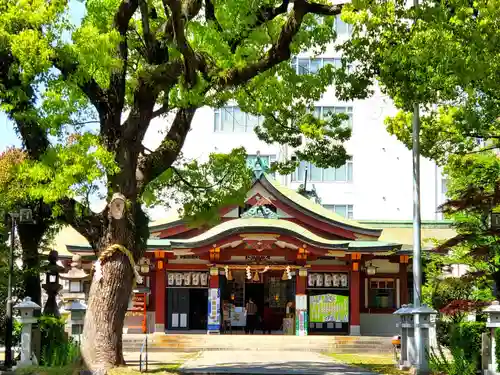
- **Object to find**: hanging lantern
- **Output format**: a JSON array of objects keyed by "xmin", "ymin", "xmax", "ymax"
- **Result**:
[
  {"xmin": 227, "ymin": 270, "xmax": 233, "ymax": 281},
  {"xmin": 246, "ymin": 266, "xmax": 252, "ymax": 280},
  {"xmin": 282, "ymin": 270, "xmax": 288, "ymax": 281},
  {"xmin": 286, "ymin": 266, "xmax": 292, "ymax": 280},
  {"xmin": 253, "ymin": 271, "xmax": 260, "ymax": 282},
  {"xmin": 365, "ymin": 262, "xmax": 377, "ymax": 276}
]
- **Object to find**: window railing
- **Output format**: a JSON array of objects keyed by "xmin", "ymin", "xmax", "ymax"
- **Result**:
[
  {"xmin": 214, "ymin": 106, "xmax": 353, "ymax": 133},
  {"xmin": 291, "ymin": 160, "xmax": 353, "ymax": 183}
]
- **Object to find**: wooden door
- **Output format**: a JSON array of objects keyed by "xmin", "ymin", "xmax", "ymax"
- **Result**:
[{"xmin": 167, "ymin": 288, "xmax": 190, "ymax": 330}]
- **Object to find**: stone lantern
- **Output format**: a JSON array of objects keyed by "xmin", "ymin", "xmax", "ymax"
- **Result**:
[
  {"xmin": 394, "ymin": 304, "xmax": 413, "ymax": 369},
  {"xmin": 412, "ymin": 305, "xmax": 437, "ymax": 372},
  {"xmin": 41, "ymin": 251, "xmax": 64, "ymax": 317},
  {"xmin": 484, "ymin": 300, "xmax": 500, "ymax": 375},
  {"xmin": 14, "ymin": 297, "xmax": 41, "ymax": 367},
  {"xmin": 59, "ymin": 255, "xmax": 90, "ymax": 340}
]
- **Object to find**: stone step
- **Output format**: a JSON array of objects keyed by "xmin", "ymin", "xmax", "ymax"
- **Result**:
[{"xmin": 122, "ymin": 334, "xmax": 393, "ymax": 354}]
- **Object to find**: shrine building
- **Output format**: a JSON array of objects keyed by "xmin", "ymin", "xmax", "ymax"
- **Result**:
[{"xmin": 57, "ymin": 168, "xmax": 455, "ymax": 337}]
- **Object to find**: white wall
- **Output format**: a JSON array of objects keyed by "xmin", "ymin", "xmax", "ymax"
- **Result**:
[{"xmin": 143, "ymin": 27, "xmax": 448, "ymax": 222}]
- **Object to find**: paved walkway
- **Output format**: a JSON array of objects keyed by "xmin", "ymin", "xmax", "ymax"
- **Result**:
[
  {"xmin": 179, "ymin": 350, "xmax": 377, "ymax": 374},
  {"xmin": 124, "ymin": 351, "xmax": 193, "ymax": 370}
]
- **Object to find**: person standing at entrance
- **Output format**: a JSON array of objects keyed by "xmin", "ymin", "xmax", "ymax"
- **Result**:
[
  {"xmin": 262, "ymin": 302, "xmax": 273, "ymax": 334},
  {"xmin": 245, "ymin": 298, "xmax": 258, "ymax": 334}
]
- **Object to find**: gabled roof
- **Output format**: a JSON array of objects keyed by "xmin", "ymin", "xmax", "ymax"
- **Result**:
[
  {"xmin": 257, "ymin": 174, "xmax": 382, "ymax": 237},
  {"xmin": 168, "ymin": 218, "xmax": 399, "ymax": 252}
]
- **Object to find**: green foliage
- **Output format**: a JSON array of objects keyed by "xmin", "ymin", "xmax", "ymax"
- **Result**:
[
  {"xmin": 143, "ymin": 147, "xmax": 253, "ymax": 226},
  {"xmin": 450, "ymin": 321, "xmax": 486, "ymax": 365},
  {"xmin": 0, "ymin": 0, "xmax": 354, "ymax": 227},
  {"xmin": 495, "ymin": 328, "xmax": 500, "ymax": 372},
  {"xmin": 337, "ymin": 0, "xmax": 500, "ymax": 164},
  {"xmin": 38, "ymin": 315, "xmax": 80, "ymax": 367},
  {"xmin": 429, "ymin": 345, "xmax": 477, "ymax": 375}
]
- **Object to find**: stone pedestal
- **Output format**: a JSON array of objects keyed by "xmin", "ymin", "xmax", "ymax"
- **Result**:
[
  {"xmin": 485, "ymin": 301, "xmax": 500, "ymax": 375},
  {"xmin": 14, "ymin": 297, "xmax": 41, "ymax": 367},
  {"xmin": 394, "ymin": 304, "xmax": 437, "ymax": 373}
]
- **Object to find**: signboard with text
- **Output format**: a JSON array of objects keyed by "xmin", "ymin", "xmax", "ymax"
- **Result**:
[
  {"xmin": 207, "ymin": 288, "xmax": 221, "ymax": 332},
  {"xmin": 309, "ymin": 294, "xmax": 349, "ymax": 323}
]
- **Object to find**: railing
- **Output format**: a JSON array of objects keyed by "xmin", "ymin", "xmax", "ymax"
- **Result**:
[{"xmin": 139, "ymin": 335, "xmax": 148, "ymax": 373}]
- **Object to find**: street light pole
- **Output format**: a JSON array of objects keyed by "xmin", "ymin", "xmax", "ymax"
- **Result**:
[{"xmin": 5, "ymin": 213, "xmax": 17, "ymax": 368}]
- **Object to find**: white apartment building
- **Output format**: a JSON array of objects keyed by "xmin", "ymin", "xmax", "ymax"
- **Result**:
[{"xmin": 145, "ymin": 15, "xmax": 448, "ymax": 222}]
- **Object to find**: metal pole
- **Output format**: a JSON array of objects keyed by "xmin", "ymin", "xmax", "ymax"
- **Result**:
[
  {"xmin": 5, "ymin": 216, "xmax": 15, "ymax": 368},
  {"xmin": 412, "ymin": 102, "xmax": 423, "ymax": 371}
]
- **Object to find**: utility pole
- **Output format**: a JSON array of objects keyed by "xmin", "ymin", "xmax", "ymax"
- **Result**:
[
  {"xmin": 4, "ymin": 212, "xmax": 18, "ymax": 368},
  {"xmin": 412, "ymin": 0, "xmax": 423, "ymax": 369}
]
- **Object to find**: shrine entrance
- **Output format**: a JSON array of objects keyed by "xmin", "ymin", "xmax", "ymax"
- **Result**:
[{"xmin": 220, "ymin": 267, "xmax": 296, "ymax": 335}]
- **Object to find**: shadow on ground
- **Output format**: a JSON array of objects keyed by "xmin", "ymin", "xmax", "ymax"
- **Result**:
[{"xmin": 180, "ymin": 360, "xmax": 376, "ymax": 374}]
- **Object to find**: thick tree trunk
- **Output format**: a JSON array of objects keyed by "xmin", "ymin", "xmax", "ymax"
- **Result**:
[
  {"xmin": 81, "ymin": 199, "xmax": 148, "ymax": 372},
  {"xmin": 18, "ymin": 221, "xmax": 47, "ymax": 306}
]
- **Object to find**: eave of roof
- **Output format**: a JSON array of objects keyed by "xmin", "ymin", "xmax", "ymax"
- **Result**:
[
  {"xmin": 258, "ymin": 174, "xmax": 382, "ymax": 237},
  {"xmin": 168, "ymin": 218, "xmax": 399, "ymax": 252},
  {"xmin": 66, "ymin": 238, "xmax": 171, "ymax": 253}
]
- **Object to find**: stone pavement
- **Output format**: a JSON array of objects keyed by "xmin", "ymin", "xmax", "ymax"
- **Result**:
[
  {"xmin": 179, "ymin": 350, "xmax": 377, "ymax": 374},
  {"xmin": 124, "ymin": 351, "xmax": 193, "ymax": 370}
]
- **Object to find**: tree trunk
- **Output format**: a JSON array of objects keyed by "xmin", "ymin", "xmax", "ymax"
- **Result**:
[
  {"xmin": 81, "ymin": 200, "xmax": 148, "ymax": 372},
  {"xmin": 18, "ymin": 221, "xmax": 47, "ymax": 306}
]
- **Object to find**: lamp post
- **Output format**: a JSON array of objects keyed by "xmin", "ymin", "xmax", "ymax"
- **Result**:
[
  {"xmin": 42, "ymin": 251, "xmax": 64, "ymax": 317},
  {"xmin": 4, "ymin": 208, "xmax": 33, "ymax": 369}
]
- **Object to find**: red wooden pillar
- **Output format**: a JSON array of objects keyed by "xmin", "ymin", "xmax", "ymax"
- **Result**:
[
  {"xmin": 209, "ymin": 268, "xmax": 219, "ymax": 288},
  {"xmin": 296, "ymin": 273, "xmax": 307, "ymax": 295},
  {"xmin": 350, "ymin": 256, "xmax": 361, "ymax": 336},
  {"xmin": 154, "ymin": 253, "xmax": 166, "ymax": 333},
  {"xmin": 400, "ymin": 256, "xmax": 409, "ymax": 305}
]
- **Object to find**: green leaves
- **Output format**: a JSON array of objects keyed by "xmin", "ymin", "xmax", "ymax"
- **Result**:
[
  {"xmin": 16, "ymin": 133, "xmax": 118, "ymax": 204},
  {"xmin": 143, "ymin": 147, "xmax": 253, "ymax": 226},
  {"xmin": 336, "ymin": 0, "xmax": 500, "ymax": 161}
]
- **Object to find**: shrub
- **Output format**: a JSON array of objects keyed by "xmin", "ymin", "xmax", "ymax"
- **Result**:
[
  {"xmin": 495, "ymin": 328, "xmax": 500, "ymax": 373},
  {"xmin": 38, "ymin": 315, "xmax": 80, "ymax": 367},
  {"xmin": 429, "ymin": 345, "xmax": 477, "ymax": 375},
  {"xmin": 449, "ymin": 321, "xmax": 486, "ymax": 365}
]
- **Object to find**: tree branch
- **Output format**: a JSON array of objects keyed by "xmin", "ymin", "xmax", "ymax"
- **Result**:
[
  {"xmin": 205, "ymin": 0, "xmax": 223, "ymax": 32},
  {"xmin": 58, "ymin": 198, "xmax": 103, "ymax": 249},
  {"xmin": 53, "ymin": 54, "xmax": 108, "ymax": 114},
  {"xmin": 137, "ymin": 107, "xmax": 197, "ymax": 188},
  {"xmin": 215, "ymin": 0, "xmax": 342, "ymax": 87},
  {"xmin": 171, "ymin": 167, "xmax": 232, "ymax": 189},
  {"xmin": 159, "ymin": 0, "xmax": 202, "ymax": 42},
  {"xmin": 122, "ymin": 60, "xmax": 183, "ymax": 142},
  {"xmin": 101, "ymin": 0, "xmax": 139, "ymax": 146},
  {"xmin": 165, "ymin": 0, "xmax": 200, "ymax": 86},
  {"xmin": 228, "ymin": 0, "xmax": 290, "ymax": 53}
]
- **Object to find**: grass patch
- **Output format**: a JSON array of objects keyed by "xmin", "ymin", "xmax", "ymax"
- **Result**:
[
  {"xmin": 14, "ymin": 364, "xmax": 181, "ymax": 375},
  {"xmin": 329, "ymin": 353, "xmax": 410, "ymax": 375}
]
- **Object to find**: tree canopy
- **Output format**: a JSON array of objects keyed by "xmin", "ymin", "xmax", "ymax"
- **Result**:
[
  {"xmin": 0, "ymin": 0, "xmax": 356, "ymax": 369},
  {"xmin": 336, "ymin": 0, "xmax": 500, "ymax": 164}
]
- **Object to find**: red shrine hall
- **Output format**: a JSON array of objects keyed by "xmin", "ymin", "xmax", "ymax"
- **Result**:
[{"xmin": 67, "ymin": 172, "xmax": 412, "ymax": 336}]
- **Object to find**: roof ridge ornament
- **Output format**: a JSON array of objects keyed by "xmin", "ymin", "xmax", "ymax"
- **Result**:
[
  {"xmin": 241, "ymin": 205, "xmax": 280, "ymax": 219},
  {"xmin": 247, "ymin": 151, "xmax": 269, "ymax": 179}
]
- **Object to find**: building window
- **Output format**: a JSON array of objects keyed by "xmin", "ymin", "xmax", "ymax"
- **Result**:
[
  {"xmin": 323, "ymin": 204, "xmax": 354, "ymax": 219},
  {"xmin": 335, "ymin": 14, "xmax": 353, "ymax": 36},
  {"xmin": 246, "ymin": 154, "xmax": 276, "ymax": 177},
  {"xmin": 214, "ymin": 107, "xmax": 263, "ymax": 132},
  {"xmin": 368, "ymin": 278, "xmax": 396, "ymax": 309},
  {"xmin": 291, "ymin": 57, "xmax": 350, "ymax": 75},
  {"xmin": 314, "ymin": 106, "xmax": 353, "ymax": 129},
  {"xmin": 441, "ymin": 178, "xmax": 449, "ymax": 195},
  {"xmin": 292, "ymin": 160, "xmax": 353, "ymax": 182}
]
